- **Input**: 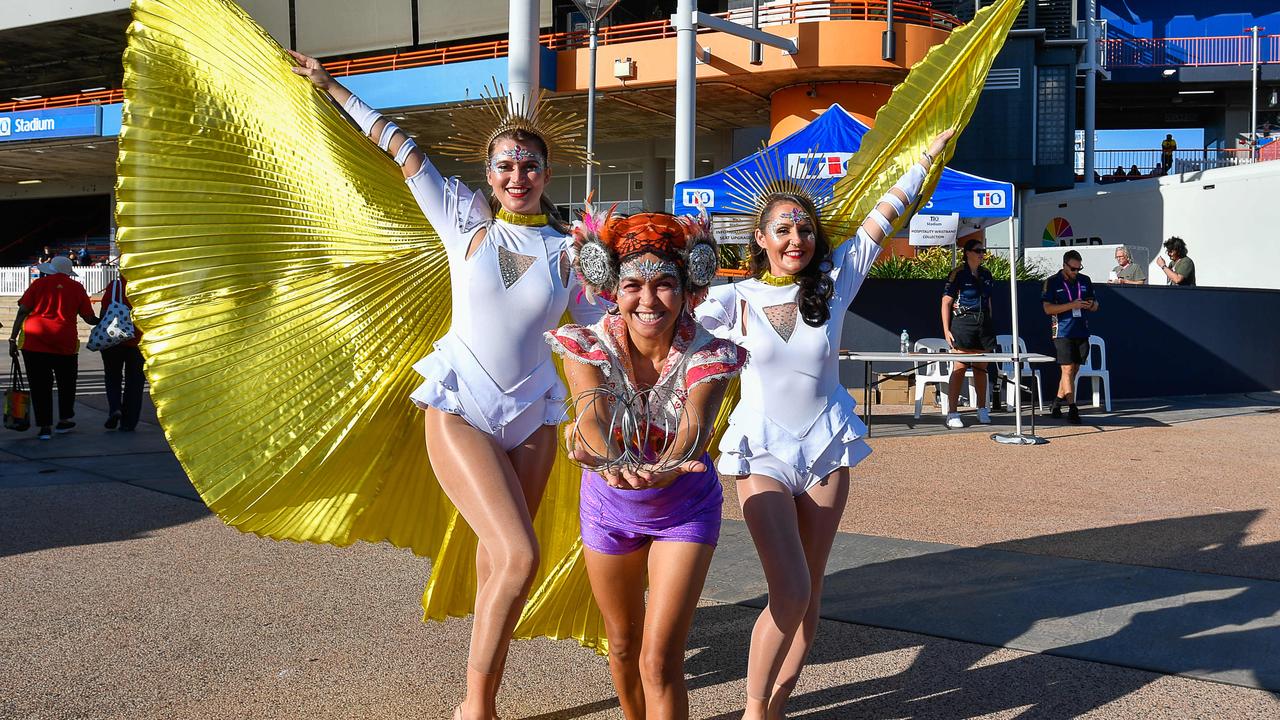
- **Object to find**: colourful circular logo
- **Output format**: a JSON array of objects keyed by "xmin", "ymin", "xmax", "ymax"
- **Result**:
[{"xmin": 1043, "ymin": 217, "xmax": 1073, "ymax": 246}]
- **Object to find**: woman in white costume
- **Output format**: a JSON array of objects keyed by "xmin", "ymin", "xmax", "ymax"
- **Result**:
[
  {"xmin": 291, "ymin": 53, "xmax": 600, "ymax": 720},
  {"xmin": 697, "ymin": 131, "xmax": 953, "ymax": 719}
]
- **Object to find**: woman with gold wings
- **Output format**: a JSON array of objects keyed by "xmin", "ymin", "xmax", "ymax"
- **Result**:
[{"xmin": 548, "ymin": 207, "xmax": 745, "ymax": 720}]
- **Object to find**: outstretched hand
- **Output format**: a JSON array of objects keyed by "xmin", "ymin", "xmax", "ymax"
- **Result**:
[
  {"xmin": 287, "ymin": 50, "xmax": 335, "ymax": 90},
  {"xmin": 926, "ymin": 128, "xmax": 957, "ymax": 165}
]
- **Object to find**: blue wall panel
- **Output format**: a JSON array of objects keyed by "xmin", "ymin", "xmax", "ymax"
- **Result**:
[
  {"xmin": 342, "ymin": 47, "xmax": 558, "ymax": 110},
  {"xmin": 838, "ymin": 279, "xmax": 1280, "ymax": 399}
]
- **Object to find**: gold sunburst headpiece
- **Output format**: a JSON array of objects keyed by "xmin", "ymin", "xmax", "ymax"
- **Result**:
[
  {"xmin": 719, "ymin": 145, "xmax": 837, "ymax": 235},
  {"xmin": 435, "ymin": 79, "xmax": 588, "ymax": 165}
]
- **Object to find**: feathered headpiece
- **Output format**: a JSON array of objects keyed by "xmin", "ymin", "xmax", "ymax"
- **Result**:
[
  {"xmin": 572, "ymin": 194, "xmax": 718, "ymax": 304},
  {"xmin": 719, "ymin": 145, "xmax": 837, "ymax": 235},
  {"xmin": 435, "ymin": 79, "xmax": 588, "ymax": 165}
]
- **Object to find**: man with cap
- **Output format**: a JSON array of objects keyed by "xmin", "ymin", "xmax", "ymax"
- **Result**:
[{"xmin": 8, "ymin": 256, "xmax": 100, "ymax": 440}]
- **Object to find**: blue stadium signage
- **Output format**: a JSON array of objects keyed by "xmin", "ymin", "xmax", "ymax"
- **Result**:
[{"xmin": 0, "ymin": 106, "xmax": 102, "ymax": 143}]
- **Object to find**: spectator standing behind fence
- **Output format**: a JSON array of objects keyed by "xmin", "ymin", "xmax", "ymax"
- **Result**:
[
  {"xmin": 1109, "ymin": 245, "xmax": 1146, "ymax": 285},
  {"xmin": 1042, "ymin": 250, "xmax": 1098, "ymax": 425},
  {"xmin": 1161, "ymin": 134, "xmax": 1177, "ymax": 174},
  {"xmin": 99, "ymin": 277, "xmax": 144, "ymax": 432},
  {"xmin": 7, "ymin": 256, "xmax": 100, "ymax": 440},
  {"xmin": 940, "ymin": 238, "xmax": 996, "ymax": 429},
  {"xmin": 1156, "ymin": 236, "xmax": 1196, "ymax": 286}
]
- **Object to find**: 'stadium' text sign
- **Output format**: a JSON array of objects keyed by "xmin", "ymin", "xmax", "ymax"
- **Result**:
[
  {"xmin": 0, "ymin": 107, "xmax": 102, "ymax": 143},
  {"xmin": 909, "ymin": 212, "xmax": 960, "ymax": 246}
]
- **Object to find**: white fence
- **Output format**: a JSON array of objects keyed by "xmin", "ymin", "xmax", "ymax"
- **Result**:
[{"xmin": 0, "ymin": 266, "xmax": 119, "ymax": 296}]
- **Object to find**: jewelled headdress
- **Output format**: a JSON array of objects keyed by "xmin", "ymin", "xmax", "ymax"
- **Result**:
[
  {"xmin": 719, "ymin": 145, "xmax": 837, "ymax": 235},
  {"xmin": 435, "ymin": 79, "xmax": 588, "ymax": 165},
  {"xmin": 572, "ymin": 195, "xmax": 718, "ymax": 303}
]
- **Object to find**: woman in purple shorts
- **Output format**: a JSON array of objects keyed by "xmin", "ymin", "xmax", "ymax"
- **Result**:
[{"xmin": 546, "ymin": 207, "xmax": 746, "ymax": 719}]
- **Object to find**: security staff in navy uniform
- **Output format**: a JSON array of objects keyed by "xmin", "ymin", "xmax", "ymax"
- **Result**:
[
  {"xmin": 940, "ymin": 238, "xmax": 997, "ymax": 429},
  {"xmin": 1042, "ymin": 249, "xmax": 1099, "ymax": 424}
]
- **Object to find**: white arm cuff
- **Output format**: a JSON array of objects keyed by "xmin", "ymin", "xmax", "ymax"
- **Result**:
[
  {"xmin": 378, "ymin": 122, "xmax": 400, "ymax": 151},
  {"xmin": 394, "ymin": 137, "xmax": 417, "ymax": 166},
  {"xmin": 342, "ymin": 93, "xmax": 382, "ymax": 136},
  {"xmin": 868, "ymin": 208, "xmax": 894, "ymax": 237},
  {"xmin": 892, "ymin": 162, "xmax": 928, "ymax": 206},
  {"xmin": 878, "ymin": 190, "xmax": 906, "ymax": 217}
]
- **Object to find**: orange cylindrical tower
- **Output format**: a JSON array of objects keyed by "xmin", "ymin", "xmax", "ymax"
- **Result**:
[{"xmin": 769, "ymin": 82, "xmax": 895, "ymax": 143}]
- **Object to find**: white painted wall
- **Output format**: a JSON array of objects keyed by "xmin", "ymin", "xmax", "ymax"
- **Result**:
[
  {"xmin": 0, "ymin": 0, "xmax": 128, "ymax": 31},
  {"xmin": 1023, "ymin": 161, "xmax": 1280, "ymax": 290}
]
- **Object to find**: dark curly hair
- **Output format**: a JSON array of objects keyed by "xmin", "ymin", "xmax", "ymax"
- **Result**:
[
  {"xmin": 749, "ymin": 194, "xmax": 834, "ymax": 327},
  {"xmin": 485, "ymin": 128, "xmax": 569, "ymax": 234}
]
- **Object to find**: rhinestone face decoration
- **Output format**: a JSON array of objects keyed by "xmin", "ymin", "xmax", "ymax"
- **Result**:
[
  {"xmin": 763, "ymin": 302, "xmax": 799, "ymax": 342},
  {"xmin": 766, "ymin": 207, "xmax": 813, "ymax": 239},
  {"xmin": 497, "ymin": 245, "xmax": 537, "ymax": 289},
  {"xmin": 577, "ymin": 240, "xmax": 616, "ymax": 288},
  {"xmin": 686, "ymin": 243, "xmax": 718, "ymax": 287},
  {"xmin": 619, "ymin": 258, "xmax": 680, "ymax": 283},
  {"xmin": 489, "ymin": 147, "xmax": 545, "ymax": 174}
]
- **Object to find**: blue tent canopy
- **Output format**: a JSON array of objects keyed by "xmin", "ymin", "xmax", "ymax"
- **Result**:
[{"xmin": 673, "ymin": 104, "xmax": 1014, "ymax": 231}]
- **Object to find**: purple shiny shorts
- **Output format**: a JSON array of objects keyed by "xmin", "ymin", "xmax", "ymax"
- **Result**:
[{"xmin": 579, "ymin": 453, "xmax": 723, "ymax": 555}]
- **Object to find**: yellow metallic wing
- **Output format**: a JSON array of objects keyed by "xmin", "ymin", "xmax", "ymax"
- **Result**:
[
  {"xmin": 824, "ymin": 0, "xmax": 1026, "ymax": 242},
  {"xmin": 118, "ymin": 0, "xmax": 603, "ymax": 648}
]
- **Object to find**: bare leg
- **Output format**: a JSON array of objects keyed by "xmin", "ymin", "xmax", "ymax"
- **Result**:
[
  {"xmin": 641, "ymin": 541, "xmax": 716, "ymax": 720},
  {"xmin": 768, "ymin": 469, "xmax": 850, "ymax": 719},
  {"xmin": 1057, "ymin": 363, "xmax": 1077, "ymax": 404},
  {"xmin": 946, "ymin": 361, "xmax": 968, "ymax": 413},
  {"xmin": 423, "ymin": 409, "xmax": 550, "ymax": 720},
  {"xmin": 584, "ymin": 546, "xmax": 651, "ymax": 720},
  {"xmin": 737, "ymin": 475, "xmax": 808, "ymax": 720},
  {"xmin": 971, "ymin": 361, "xmax": 988, "ymax": 410}
]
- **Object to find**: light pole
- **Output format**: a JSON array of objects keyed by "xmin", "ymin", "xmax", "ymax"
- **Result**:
[
  {"xmin": 572, "ymin": 0, "xmax": 621, "ymax": 196},
  {"xmin": 1251, "ymin": 25, "xmax": 1261, "ymax": 160}
]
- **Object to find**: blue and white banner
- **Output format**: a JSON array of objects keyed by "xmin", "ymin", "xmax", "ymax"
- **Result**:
[{"xmin": 0, "ymin": 106, "xmax": 102, "ymax": 143}]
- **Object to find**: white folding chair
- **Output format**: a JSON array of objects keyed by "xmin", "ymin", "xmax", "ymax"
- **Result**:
[
  {"xmin": 912, "ymin": 338, "xmax": 985, "ymax": 417},
  {"xmin": 1073, "ymin": 334, "xmax": 1112, "ymax": 411},
  {"xmin": 995, "ymin": 334, "xmax": 1044, "ymax": 411}
]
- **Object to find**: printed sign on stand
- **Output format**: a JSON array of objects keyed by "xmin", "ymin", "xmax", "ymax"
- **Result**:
[{"xmin": 909, "ymin": 212, "xmax": 960, "ymax": 246}]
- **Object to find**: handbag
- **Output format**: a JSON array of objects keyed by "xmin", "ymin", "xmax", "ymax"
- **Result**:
[
  {"xmin": 4, "ymin": 356, "xmax": 31, "ymax": 432},
  {"xmin": 87, "ymin": 279, "xmax": 136, "ymax": 352}
]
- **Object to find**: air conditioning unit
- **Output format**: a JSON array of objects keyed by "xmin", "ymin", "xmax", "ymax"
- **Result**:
[{"xmin": 614, "ymin": 58, "xmax": 636, "ymax": 80}]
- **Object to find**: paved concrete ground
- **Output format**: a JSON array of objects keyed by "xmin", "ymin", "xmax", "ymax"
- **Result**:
[{"xmin": 3, "ymin": 346, "xmax": 1280, "ymax": 718}]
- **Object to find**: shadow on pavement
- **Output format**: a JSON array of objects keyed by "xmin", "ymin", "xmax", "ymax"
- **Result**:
[{"xmin": 686, "ymin": 511, "xmax": 1280, "ymax": 718}]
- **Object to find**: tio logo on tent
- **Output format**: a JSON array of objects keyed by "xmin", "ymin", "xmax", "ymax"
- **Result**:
[
  {"xmin": 787, "ymin": 152, "xmax": 853, "ymax": 179},
  {"xmin": 682, "ymin": 188, "xmax": 715, "ymax": 208},
  {"xmin": 0, "ymin": 117, "xmax": 10, "ymax": 137},
  {"xmin": 973, "ymin": 190, "xmax": 1006, "ymax": 209}
]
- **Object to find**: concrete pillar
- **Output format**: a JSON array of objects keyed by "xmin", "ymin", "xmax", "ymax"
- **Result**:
[
  {"xmin": 508, "ymin": 0, "xmax": 539, "ymax": 111},
  {"xmin": 642, "ymin": 153, "xmax": 667, "ymax": 212}
]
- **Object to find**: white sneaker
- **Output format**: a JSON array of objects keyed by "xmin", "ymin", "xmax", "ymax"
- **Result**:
[
  {"xmin": 977, "ymin": 407, "xmax": 992, "ymax": 424},
  {"xmin": 945, "ymin": 413, "xmax": 964, "ymax": 429}
]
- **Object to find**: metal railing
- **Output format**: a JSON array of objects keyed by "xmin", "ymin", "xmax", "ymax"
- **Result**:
[
  {"xmin": 1104, "ymin": 34, "xmax": 1280, "ymax": 68},
  {"xmin": 2, "ymin": 1, "xmax": 959, "ymax": 112},
  {"xmin": 0, "ymin": 266, "xmax": 118, "ymax": 296},
  {"xmin": 1082, "ymin": 148, "xmax": 1260, "ymax": 181}
]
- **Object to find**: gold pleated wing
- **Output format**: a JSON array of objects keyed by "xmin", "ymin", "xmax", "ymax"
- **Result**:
[
  {"xmin": 117, "ymin": 0, "xmax": 607, "ymax": 650},
  {"xmin": 823, "ymin": 0, "xmax": 1026, "ymax": 242}
]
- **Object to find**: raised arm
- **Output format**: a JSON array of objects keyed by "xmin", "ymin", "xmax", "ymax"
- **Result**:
[
  {"xmin": 857, "ymin": 130, "xmax": 955, "ymax": 247},
  {"xmin": 289, "ymin": 51, "xmax": 424, "ymax": 179}
]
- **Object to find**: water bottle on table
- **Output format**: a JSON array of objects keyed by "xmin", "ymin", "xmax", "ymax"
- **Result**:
[{"xmin": 900, "ymin": 329, "xmax": 910, "ymax": 355}]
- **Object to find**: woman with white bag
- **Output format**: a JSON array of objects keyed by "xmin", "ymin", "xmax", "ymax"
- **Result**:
[{"xmin": 97, "ymin": 276, "xmax": 144, "ymax": 432}]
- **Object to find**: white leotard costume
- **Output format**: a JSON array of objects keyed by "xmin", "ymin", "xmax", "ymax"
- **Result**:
[
  {"xmin": 401, "ymin": 159, "xmax": 602, "ymax": 449},
  {"xmin": 336, "ymin": 92, "xmax": 600, "ymax": 448},
  {"xmin": 696, "ymin": 235, "xmax": 881, "ymax": 494}
]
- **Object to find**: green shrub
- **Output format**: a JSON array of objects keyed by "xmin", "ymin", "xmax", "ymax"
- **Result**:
[{"xmin": 867, "ymin": 246, "xmax": 1051, "ymax": 281}]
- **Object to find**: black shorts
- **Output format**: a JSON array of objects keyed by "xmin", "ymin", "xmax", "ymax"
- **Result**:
[
  {"xmin": 951, "ymin": 313, "xmax": 995, "ymax": 351},
  {"xmin": 1054, "ymin": 337, "xmax": 1090, "ymax": 365}
]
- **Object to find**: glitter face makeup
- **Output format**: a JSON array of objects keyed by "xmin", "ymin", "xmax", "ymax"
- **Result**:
[
  {"xmin": 489, "ymin": 147, "xmax": 545, "ymax": 173},
  {"xmin": 619, "ymin": 258, "xmax": 681, "ymax": 284},
  {"xmin": 766, "ymin": 207, "xmax": 812, "ymax": 238}
]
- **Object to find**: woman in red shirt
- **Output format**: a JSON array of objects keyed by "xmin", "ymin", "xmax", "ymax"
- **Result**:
[
  {"xmin": 7, "ymin": 256, "xmax": 99, "ymax": 439},
  {"xmin": 99, "ymin": 276, "xmax": 144, "ymax": 431}
]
